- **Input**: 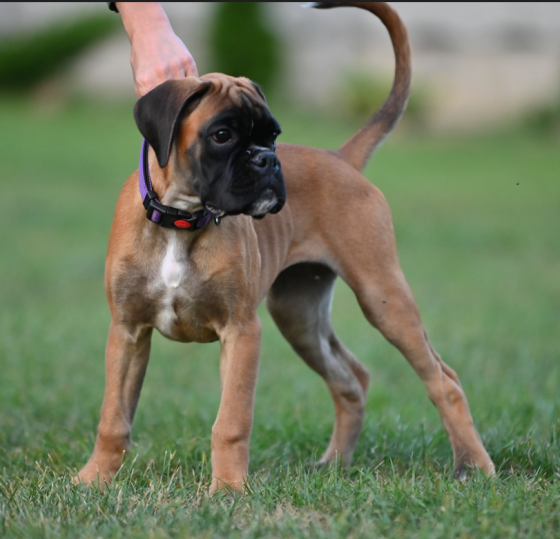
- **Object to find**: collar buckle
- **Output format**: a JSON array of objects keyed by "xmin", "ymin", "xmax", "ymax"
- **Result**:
[
  {"xmin": 145, "ymin": 197, "xmax": 200, "ymax": 229},
  {"xmin": 142, "ymin": 189, "xmax": 158, "ymax": 210}
]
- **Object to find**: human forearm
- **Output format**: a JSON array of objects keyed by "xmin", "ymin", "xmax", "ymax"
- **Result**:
[
  {"xmin": 116, "ymin": 2, "xmax": 171, "ymax": 44},
  {"xmin": 115, "ymin": 2, "xmax": 198, "ymax": 97}
]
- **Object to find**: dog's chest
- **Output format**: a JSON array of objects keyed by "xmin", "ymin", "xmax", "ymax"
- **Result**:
[
  {"xmin": 155, "ymin": 239, "xmax": 185, "ymax": 337},
  {"xmin": 147, "ymin": 237, "xmax": 218, "ymax": 343},
  {"xmin": 160, "ymin": 238, "xmax": 184, "ymax": 289}
]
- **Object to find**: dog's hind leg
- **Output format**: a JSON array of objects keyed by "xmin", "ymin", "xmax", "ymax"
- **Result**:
[
  {"xmin": 349, "ymin": 269, "xmax": 494, "ymax": 477},
  {"xmin": 267, "ymin": 262, "xmax": 369, "ymax": 466},
  {"xmin": 329, "ymin": 188, "xmax": 494, "ymax": 478}
]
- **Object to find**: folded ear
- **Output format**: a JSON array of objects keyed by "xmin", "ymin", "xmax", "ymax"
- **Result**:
[
  {"xmin": 133, "ymin": 79, "xmax": 212, "ymax": 168},
  {"xmin": 250, "ymin": 81, "xmax": 267, "ymax": 103}
]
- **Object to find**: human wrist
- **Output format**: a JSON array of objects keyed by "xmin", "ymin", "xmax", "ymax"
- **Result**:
[{"xmin": 117, "ymin": 2, "xmax": 172, "ymax": 43}]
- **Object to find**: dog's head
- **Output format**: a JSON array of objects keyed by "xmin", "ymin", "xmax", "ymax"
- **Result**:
[{"xmin": 133, "ymin": 74, "xmax": 285, "ymax": 219}]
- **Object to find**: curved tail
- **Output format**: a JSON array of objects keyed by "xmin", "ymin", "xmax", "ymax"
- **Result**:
[{"xmin": 311, "ymin": 2, "xmax": 412, "ymax": 172}]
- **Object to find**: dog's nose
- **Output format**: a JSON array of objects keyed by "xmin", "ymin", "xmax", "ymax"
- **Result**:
[{"xmin": 251, "ymin": 151, "xmax": 279, "ymax": 171}]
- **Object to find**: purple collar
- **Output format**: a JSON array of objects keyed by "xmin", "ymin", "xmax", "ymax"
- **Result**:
[{"xmin": 139, "ymin": 139, "xmax": 214, "ymax": 230}]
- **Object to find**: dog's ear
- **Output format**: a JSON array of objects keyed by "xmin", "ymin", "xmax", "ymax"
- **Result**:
[
  {"xmin": 250, "ymin": 81, "xmax": 267, "ymax": 103},
  {"xmin": 134, "ymin": 79, "xmax": 212, "ymax": 168}
]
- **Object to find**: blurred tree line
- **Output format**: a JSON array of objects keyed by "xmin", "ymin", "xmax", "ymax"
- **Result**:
[
  {"xmin": 208, "ymin": 3, "xmax": 281, "ymax": 95},
  {"xmin": 1, "ymin": 3, "xmax": 558, "ymax": 137},
  {"xmin": 0, "ymin": 14, "xmax": 118, "ymax": 92},
  {"xmin": 0, "ymin": 3, "xmax": 281, "ymax": 96}
]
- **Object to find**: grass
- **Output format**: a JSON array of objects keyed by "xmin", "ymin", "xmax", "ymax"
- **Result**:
[{"xmin": 0, "ymin": 96, "xmax": 559, "ymax": 537}]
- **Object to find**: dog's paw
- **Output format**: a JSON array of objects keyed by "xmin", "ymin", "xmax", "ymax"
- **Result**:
[
  {"xmin": 453, "ymin": 454, "xmax": 495, "ymax": 480},
  {"xmin": 209, "ymin": 476, "xmax": 248, "ymax": 496},
  {"xmin": 73, "ymin": 460, "xmax": 121, "ymax": 491},
  {"xmin": 72, "ymin": 471, "xmax": 108, "ymax": 492}
]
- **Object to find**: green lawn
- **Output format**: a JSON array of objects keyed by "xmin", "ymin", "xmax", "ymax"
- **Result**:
[{"xmin": 0, "ymin": 97, "xmax": 559, "ymax": 538}]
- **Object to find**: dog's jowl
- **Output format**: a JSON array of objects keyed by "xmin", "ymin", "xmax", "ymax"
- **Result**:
[{"xmin": 75, "ymin": 2, "xmax": 494, "ymax": 493}]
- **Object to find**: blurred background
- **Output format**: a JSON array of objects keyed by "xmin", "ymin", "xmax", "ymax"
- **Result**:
[
  {"xmin": 1, "ymin": 2, "xmax": 560, "ymax": 132},
  {"xmin": 0, "ymin": 3, "xmax": 559, "ymax": 523}
]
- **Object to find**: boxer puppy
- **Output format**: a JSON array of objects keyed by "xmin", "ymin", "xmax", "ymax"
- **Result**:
[{"xmin": 76, "ymin": 2, "xmax": 494, "ymax": 493}]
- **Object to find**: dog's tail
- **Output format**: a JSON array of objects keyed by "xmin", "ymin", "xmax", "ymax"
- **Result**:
[{"xmin": 310, "ymin": 2, "xmax": 411, "ymax": 172}]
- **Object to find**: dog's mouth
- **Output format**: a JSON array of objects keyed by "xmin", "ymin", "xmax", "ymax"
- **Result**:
[
  {"xmin": 204, "ymin": 178, "xmax": 284, "ymax": 221},
  {"xmin": 205, "ymin": 190, "xmax": 278, "ymax": 220},
  {"xmin": 245, "ymin": 189, "xmax": 279, "ymax": 218},
  {"xmin": 204, "ymin": 204, "xmax": 226, "ymax": 219},
  {"xmin": 205, "ymin": 188, "xmax": 281, "ymax": 220},
  {"xmin": 200, "ymin": 148, "xmax": 286, "ymax": 220}
]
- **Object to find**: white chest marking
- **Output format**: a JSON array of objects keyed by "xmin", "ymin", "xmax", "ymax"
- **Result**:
[
  {"xmin": 161, "ymin": 238, "xmax": 184, "ymax": 288},
  {"xmin": 157, "ymin": 238, "xmax": 186, "ymax": 336}
]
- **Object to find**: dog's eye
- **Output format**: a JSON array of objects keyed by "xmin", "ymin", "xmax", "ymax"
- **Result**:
[{"xmin": 213, "ymin": 130, "xmax": 232, "ymax": 144}]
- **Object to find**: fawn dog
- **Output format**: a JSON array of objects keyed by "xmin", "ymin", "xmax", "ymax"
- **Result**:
[{"xmin": 76, "ymin": 2, "xmax": 494, "ymax": 493}]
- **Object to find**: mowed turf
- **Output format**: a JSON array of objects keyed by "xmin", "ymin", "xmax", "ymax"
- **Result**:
[{"xmin": 0, "ymin": 98, "xmax": 559, "ymax": 538}]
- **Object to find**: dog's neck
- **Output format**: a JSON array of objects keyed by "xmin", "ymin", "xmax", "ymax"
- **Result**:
[
  {"xmin": 148, "ymin": 147, "xmax": 203, "ymax": 213},
  {"xmin": 140, "ymin": 140, "xmax": 216, "ymax": 230}
]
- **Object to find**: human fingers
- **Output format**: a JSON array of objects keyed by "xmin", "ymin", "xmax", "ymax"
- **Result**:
[{"xmin": 131, "ymin": 28, "xmax": 198, "ymax": 97}]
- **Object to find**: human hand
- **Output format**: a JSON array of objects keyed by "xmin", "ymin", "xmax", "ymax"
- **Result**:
[
  {"xmin": 117, "ymin": 2, "xmax": 198, "ymax": 98},
  {"xmin": 129, "ymin": 24, "xmax": 198, "ymax": 98}
]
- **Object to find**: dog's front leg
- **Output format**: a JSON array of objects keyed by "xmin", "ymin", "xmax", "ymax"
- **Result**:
[
  {"xmin": 75, "ymin": 321, "xmax": 152, "ymax": 488},
  {"xmin": 210, "ymin": 317, "xmax": 261, "ymax": 494}
]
